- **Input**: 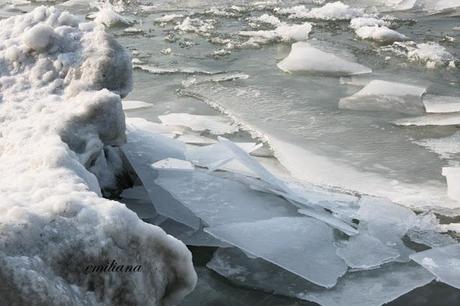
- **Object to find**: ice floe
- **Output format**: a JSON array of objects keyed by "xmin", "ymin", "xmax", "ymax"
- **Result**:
[
  {"xmin": 442, "ymin": 167, "xmax": 460, "ymax": 201},
  {"xmin": 206, "ymin": 217, "xmax": 348, "ymax": 288},
  {"xmin": 159, "ymin": 113, "xmax": 239, "ymax": 135},
  {"xmin": 339, "ymin": 80, "xmax": 426, "ymax": 114},
  {"xmin": 385, "ymin": 41, "xmax": 457, "ymax": 68},
  {"xmin": 278, "ymin": 42, "xmax": 372, "ymax": 76},
  {"xmin": 410, "ymin": 244, "xmax": 460, "ymax": 289},
  {"xmin": 239, "ymin": 22, "xmax": 312, "ymax": 44},
  {"xmin": 395, "ymin": 113, "xmax": 460, "ymax": 126},
  {"xmin": 414, "ymin": 132, "xmax": 460, "ymax": 159},
  {"xmin": 423, "ymin": 95, "xmax": 460, "ymax": 113},
  {"xmin": 354, "ymin": 26, "xmax": 408, "ymax": 43}
]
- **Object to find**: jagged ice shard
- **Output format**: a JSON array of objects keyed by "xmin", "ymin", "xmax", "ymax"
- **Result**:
[{"xmin": 0, "ymin": 6, "xmax": 196, "ymax": 305}]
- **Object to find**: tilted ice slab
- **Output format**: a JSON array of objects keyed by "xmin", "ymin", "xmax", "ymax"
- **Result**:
[
  {"xmin": 339, "ymin": 80, "xmax": 426, "ymax": 114},
  {"xmin": 423, "ymin": 95, "xmax": 460, "ymax": 113},
  {"xmin": 208, "ymin": 247, "xmax": 435, "ymax": 306},
  {"xmin": 123, "ymin": 118, "xmax": 202, "ymax": 229},
  {"xmin": 0, "ymin": 7, "xmax": 196, "ymax": 305},
  {"xmin": 206, "ymin": 217, "xmax": 348, "ymax": 288},
  {"xmin": 278, "ymin": 42, "xmax": 372, "ymax": 76},
  {"xmin": 159, "ymin": 113, "xmax": 239, "ymax": 135},
  {"xmin": 355, "ymin": 26, "xmax": 408, "ymax": 43},
  {"xmin": 410, "ymin": 244, "xmax": 460, "ymax": 289}
]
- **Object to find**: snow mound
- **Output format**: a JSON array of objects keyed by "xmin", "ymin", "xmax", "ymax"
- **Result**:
[
  {"xmin": 0, "ymin": 6, "xmax": 196, "ymax": 305},
  {"xmin": 278, "ymin": 42, "xmax": 372, "ymax": 76}
]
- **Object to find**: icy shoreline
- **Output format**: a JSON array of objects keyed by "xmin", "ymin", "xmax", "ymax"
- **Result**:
[{"xmin": 0, "ymin": 6, "xmax": 196, "ymax": 305}]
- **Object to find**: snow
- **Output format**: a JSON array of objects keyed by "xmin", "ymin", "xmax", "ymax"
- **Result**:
[
  {"xmin": 159, "ymin": 113, "xmax": 239, "ymax": 135},
  {"xmin": 423, "ymin": 95, "xmax": 460, "ymax": 113},
  {"xmin": 91, "ymin": 5, "xmax": 133, "ymax": 28},
  {"xmin": 410, "ymin": 244, "xmax": 460, "ymax": 289},
  {"xmin": 388, "ymin": 41, "xmax": 457, "ymax": 68},
  {"xmin": 350, "ymin": 17, "xmax": 389, "ymax": 30},
  {"xmin": 206, "ymin": 217, "xmax": 348, "ymax": 288},
  {"xmin": 0, "ymin": 6, "xmax": 196, "ymax": 305},
  {"xmin": 339, "ymin": 80, "xmax": 426, "ymax": 114},
  {"xmin": 278, "ymin": 42, "xmax": 372, "ymax": 76}
]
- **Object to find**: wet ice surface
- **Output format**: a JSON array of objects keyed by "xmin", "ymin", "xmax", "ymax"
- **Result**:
[{"xmin": 5, "ymin": 0, "xmax": 460, "ymax": 305}]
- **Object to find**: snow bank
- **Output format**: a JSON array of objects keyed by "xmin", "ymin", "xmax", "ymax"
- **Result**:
[{"xmin": 0, "ymin": 6, "xmax": 196, "ymax": 305}]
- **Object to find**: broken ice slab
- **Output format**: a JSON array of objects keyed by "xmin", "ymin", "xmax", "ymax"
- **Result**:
[
  {"xmin": 151, "ymin": 158, "xmax": 195, "ymax": 170},
  {"xmin": 277, "ymin": 42, "xmax": 372, "ymax": 76},
  {"xmin": 298, "ymin": 207, "xmax": 359, "ymax": 236},
  {"xmin": 442, "ymin": 167, "xmax": 460, "ymax": 201},
  {"xmin": 186, "ymin": 141, "xmax": 259, "ymax": 173},
  {"xmin": 205, "ymin": 217, "xmax": 348, "ymax": 288},
  {"xmin": 120, "ymin": 185, "xmax": 151, "ymax": 201},
  {"xmin": 423, "ymin": 95, "xmax": 460, "ymax": 113},
  {"xmin": 158, "ymin": 219, "xmax": 230, "ymax": 248},
  {"xmin": 410, "ymin": 244, "xmax": 460, "ymax": 289},
  {"xmin": 126, "ymin": 117, "xmax": 185, "ymax": 136},
  {"xmin": 356, "ymin": 196, "xmax": 416, "ymax": 261},
  {"xmin": 123, "ymin": 119, "xmax": 201, "ymax": 229},
  {"xmin": 339, "ymin": 80, "xmax": 426, "ymax": 114},
  {"xmin": 217, "ymin": 137, "xmax": 360, "ymax": 227},
  {"xmin": 394, "ymin": 113, "xmax": 460, "ymax": 126},
  {"xmin": 336, "ymin": 232, "xmax": 400, "ymax": 269},
  {"xmin": 177, "ymin": 134, "xmax": 217, "ymax": 145},
  {"xmin": 208, "ymin": 247, "xmax": 435, "ymax": 306},
  {"xmin": 154, "ymin": 169, "xmax": 299, "ymax": 227},
  {"xmin": 159, "ymin": 113, "xmax": 238, "ymax": 135},
  {"xmin": 122, "ymin": 100, "xmax": 152, "ymax": 111}
]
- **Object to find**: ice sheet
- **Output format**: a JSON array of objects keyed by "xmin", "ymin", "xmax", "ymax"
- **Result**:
[
  {"xmin": 423, "ymin": 95, "xmax": 460, "ymax": 113},
  {"xmin": 159, "ymin": 113, "xmax": 239, "ymax": 135},
  {"xmin": 410, "ymin": 244, "xmax": 460, "ymax": 289},
  {"xmin": 206, "ymin": 217, "xmax": 348, "ymax": 288}
]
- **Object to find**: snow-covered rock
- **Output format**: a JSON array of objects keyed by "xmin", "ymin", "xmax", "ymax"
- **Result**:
[{"xmin": 0, "ymin": 6, "xmax": 196, "ymax": 305}]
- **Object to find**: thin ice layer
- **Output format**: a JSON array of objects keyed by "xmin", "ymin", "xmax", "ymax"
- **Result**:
[
  {"xmin": 208, "ymin": 247, "xmax": 434, "ymax": 306},
  {"xmin": 278, "ymin": 42, "xmax": 372, "ymax": 76},
  {"xmin": 410, "ymin": 244, "xmax": 460, "ymax": 289},
  {"xmin": 159, "ymin": 113, "xmax": 238, "ymax": 135},
  {"xmin": 423, "ymin": 95, "xmax": 460, "ymax": 113},
  {"xmin": 339, "ymin": 80, "xmax": 426, "ymax": 114},
  {"xmin": 206, "ymin": 217, "xmax": 348, "ymax": 288}
]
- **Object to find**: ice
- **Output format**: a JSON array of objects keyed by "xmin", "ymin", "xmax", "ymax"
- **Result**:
[
  {"xmin": 395, "ymin": 113, "xmax": 460, "ymax": 126},
  {"xmin": 154, "ymin": 14, "xmax": 184, "ymax": 23},
  {"xmin": 414, "ymin": 132, "xmax": 460, "ymax": 159},
  {"xmin": 410, "ymin": 244, "xmax": 460, "ymax": 289},
  {"xmin": 123, "ymin": 118, "xmax": 202, "ymax": 229},
  {"xmin": 154, "ymin": 170, "xmax": 299, "ymax": 227},
  {"xmin": 423, "ymin": 95, "xmax": 460, "ymax": 113},
  {"xmin": 302, "ymin": 1, "xmax": 364, "ymax": 20},
  {"xmin": 0, "ymin": 7, "xmax": 196, "ymax": 305},
  {"xmin": 336, "ymin": 233, "xmax": 400, "ymax": 269},
  {"xmin": 350, "ymin": 17, "xmax": 389, "ymax": 29},
  {"xmin": 387, "ymin": 41, "xmax": 457, "ymax": 68},
  {"xmin": 177, "ymin": 134, "xmax": 217, "ymax": 145},
  {"xmin": 175, "ymin": 17, "xmax": 215, "ymax": 35},
  {"xmin": 91, "ymin": 5, "xmax": 133, "ymax": 28},
  {"xmin": 239, "ymin": 22, "xmax": 312, "ymax": 44},
  {"xmin": 152, "ymin": 158, "xmax": 195, "ymax": 170},
  {"xmin": 206, "ymin": 217, "xmax": 348, "ymax": 288},
  {"xmin": 122, "ymin": 99, "xmax": 152, "ymax": 110},
  {"xmin": 278, "ymin": 42, "xmax": 372, "ymax": 76},
  {"xmin": 208, "ymin": 247, "xmax": 434, "ymax": 306},
  {"xmin": 298, "ymin": 207, "xmax": 359, "ymax": 236},
  {"xmin": 159, "ymin": 113, "xmax": 239, "ymax": 135},
  {"xmin": 339, "ymin": 80, "xmax": 426, "ymax": 114},
  {"xmin": 442, "ymin": 167, "xmax": 460, "ymax": 201},
  {"xmin": 355, "ymin": 26, "xmax": 408, "ymax": 43}
]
